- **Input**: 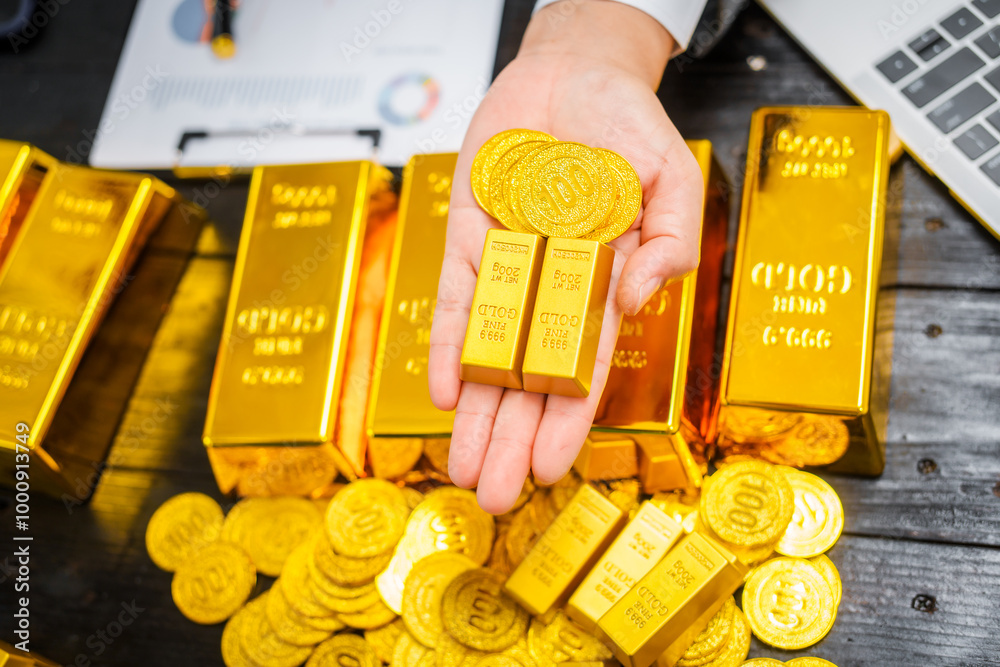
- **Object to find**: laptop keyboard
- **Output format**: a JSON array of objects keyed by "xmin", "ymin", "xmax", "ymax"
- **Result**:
[{"xmin": 875, "ymin": 2, "xmax": 1000, "ymax": 186}]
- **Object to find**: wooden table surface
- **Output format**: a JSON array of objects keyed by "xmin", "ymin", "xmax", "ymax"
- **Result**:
[{"xmin": 1, "ymin": 2, "xmax": 999, "ymax": 666}]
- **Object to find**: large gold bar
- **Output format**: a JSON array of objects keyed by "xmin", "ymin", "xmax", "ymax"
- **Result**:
[
  {"xmin": 566, "ymin": 501, "xmax": 684, "ymax": 631},
  {"xmin": 203, "ymin": 161, "xmax": 390, "ymax": 495},
  {"xmin": 0, "ymin": 163, "xmax": 196, "ymax": 498},
  {"xmin": 0, "ymin": 141, "xmax": 54, "ymax": 268},
  {"xmin": 367, "ymin": 154, "xmax": 456, "ymax": 464},
  {"xmin": 504, "ymin": 484, "xmax": 626, "ymax": 617},
  {"xmin": 591, "ymin": 140, "xmax": 729, "ymax": 489},
  {"xmin": 522, "ymin": 237, "xmax": 614, "ymax": 398},
  {"xmin": 598, "ymin": 532, "xmax": 747, "ymax": 667},
  {"xmin": 460, "ymin": 228, "xmax": 545, "ymax": 389},
  {"xmin": 718, "ymin": 107, "xmax": 893, "ymax": 475}
]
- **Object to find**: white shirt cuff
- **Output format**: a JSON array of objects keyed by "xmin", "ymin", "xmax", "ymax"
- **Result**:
[{"xmin": 533, "ymin": 0, "xmax": 709, "ymax": 55}]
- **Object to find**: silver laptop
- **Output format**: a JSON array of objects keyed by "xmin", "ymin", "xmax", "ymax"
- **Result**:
[{"xmin": 759, "ymin": 0, "xmax": 1000, "ymax": 239}]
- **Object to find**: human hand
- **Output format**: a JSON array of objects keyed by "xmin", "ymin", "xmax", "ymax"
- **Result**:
[{"xmin": 428, "ymin": 0, "xmax": 706, "ymax": 514}]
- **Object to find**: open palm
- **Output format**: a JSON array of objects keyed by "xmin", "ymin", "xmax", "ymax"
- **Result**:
[{"xmin": 429, "ymin": 33, "xmax": 704, "ymax": 514}]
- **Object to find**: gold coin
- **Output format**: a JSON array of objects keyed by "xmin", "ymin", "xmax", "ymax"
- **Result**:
[
  {"xmin": 146, "ymin": 492, "xmax": 223, "ymax": 572},
  {"xmin": 488, "ymin": 140, "xmax": 551, "ymax": 233},
  {"xmin": 273, "ymin": 579, "xmax": 345, "ymax": 633},
  {"xmin": 240, "ymin": 593, "xmax": 313, "ymax": 667},
  {"xmin": 222, "ymin": 497, "xmax": 323, "ymax": 576},
  {"xmin": 264, "ymin": 578, "xmax": 334, "ymax": 646},
  {"xmin": 306, "ymin": 634, "xmax": 380, "ymax": 667},
  {"xmin": 171, "ymin": 542, "xmax": 255, "ymax": 624},
  {"xmin": 278, "ymin": 544, "xmax": 337, "ymax": 618},
  {"xmin": 677, "ymin": 597, "xmax": 736, "ymax": 666},
  {"xmin": 581, "ymin": 149, "xmax": 642, "ymax": 243},
  {"xmin": 311, "ymin": 531, "xmax": 391, "ymax": 587},
  {"xmin": 526, "ymin": 612, "xmax": 613, "ymax": 663},
  {"xmin": 220, "ymin": 601, "xmax": 256, "ymax": 667},
  {"xmin": 393, "ymin": 628, "xmax": 433, "ymax": 666},
  {"xmin": 649, "ymin": 491, "xmax": 700, "ymax": 534},
  {"xmin": 696, "ymin": 517, "xmax": 776, "ymax": 570},
  {"xmin": 740, "ymin": 659, "xmax": 787, "ymax": 666},
  {"xmin": 720, "ymin": 407, "xmax": 803, "ymax": 443},
  {"xmin": 338, "ymin": 595, "xmax": 398, "ymax": 629},
  {"xmin": 475, "ymin": 646, "xmax": 537, "ymax": 666},
  {"xmin": 743, "ymin": 557, "xmax": 837, "ymax": 650},
  {"xmin": 775, "ymin": 470, "xmax": 844, "ymax": 558},
  {"xmin": 809, "ymin": 554, "xmax": 842, "ymax": 606},
  {"xmin": 377, "ymin": 486, "xmax": 495, "ymax": 613},
  {"xmin": 438, "ymin": 628, "xmax": 488, "ymax": 667},
  {"xmin": 401, "ymin": 485, "xmax": 426, "ymax": 510},
  {"xmin": 488, "ymin": 530, "xmax": 515, "ymax": 576},
  {"xmin": 365, "ymin": 617, "xmax": 405, "ymax": 663},
  {"xmin": 751, "ymin": 415, "xmax": 851, "ymax": 468},
  {"xmin": 402, "ymin": 551, "xmax": 478, "ymax": 648},
  {"xmin": 518, "ymin": 142, "xmax": 615, "ymax": 238},
  {"xmin": 472, "ymin": 129, "xmax": 556, "ymax": 215},
  {"xmin": 442, "ymin": 568, "xmax": 529, "ymax": 652},
  {"xmin": 326, "ymin": 478, "xmax": 410, "ymax": 558},
  {"xmin": 786, "ymin": 658, "xmax": 839, "ymax": 667},
  {"xmin": 702, "ymin": 461, "xmax": 794, "ymax": 547},
  {"xmin": 698, "ymin": 606, "xmax": 751, "ymax": 667}
]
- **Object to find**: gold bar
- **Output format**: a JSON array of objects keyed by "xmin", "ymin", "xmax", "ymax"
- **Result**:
[
  {"xmin": 522, "ymin": 237, "xmax": 614, "ymax": 398},
  {"xmin": 0, "ymin": 141, "xmax": 54, "ymax": 269},
  {"xmin": 592, "ymin": 141, "xmax": 729, "ymax": 486},
  {"xmin": 635, "ymin": 435, "xmax": 692, "ymax": 494},
  {"xmin": 573, "ymin": 433, "xmax": 638, "ymax": 481},
  {"xmin": 460, "ymin": 228, "xmax": 545, "ymax": 389},
  {"xmin": 367, "ymin": 154, "xmax": 457, "ymax": 459},
  {"xmin": 203, "ymin": 161, "xmax": 389, "ymax": 494},
  {"xmin": 0, "ymin": 163, "xmax": 189, "ymax": 498},
  {"xmin": 567, "ymin": 502, "xmax": 684, "ymax": 631},
  {"xmin": 718, "ymin": 107, "xmax": 893, "ymax": 475},
  {"xmin": 504, "ymin": 484, "xmax": 626, "ymax": 617},
  {"xmin": 335, "ymin": 187, "xmax": 399, "ymax": 476},
  {"xmin": 598, "ymin": 532, "xmax": 747, "ymax": 667}
]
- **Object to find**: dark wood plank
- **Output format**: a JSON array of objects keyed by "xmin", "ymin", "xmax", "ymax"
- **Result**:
[
  {"xmin": 887, "ymin": 289, "xmax": 1000, "ymax": 446},
  {"xmin": 750, "ymin": 534, "xmax": 1000, "ymax": 667}
]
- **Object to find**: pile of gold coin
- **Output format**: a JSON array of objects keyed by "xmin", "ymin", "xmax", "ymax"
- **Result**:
[
  {"xmin": 146, "ymin": 457, "xmax": 845, "ymax": 666},
  {"xmin": 697, "ymin": 460, "xmax": 845, "ymax": 653},
  {"xmin": 470, "ymin": 129, "xmax": 643, "ymax": 242}
]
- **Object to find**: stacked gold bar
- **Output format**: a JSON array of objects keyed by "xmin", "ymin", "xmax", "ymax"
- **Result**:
[
  {"xmin": 580, "ymin": 140, "xmax": 729, "ymax": 493},
  {"xmin": 461, "ymin": 130, "xmax": 643, "ymax": 398},
  {"xmin": 0, "ymin": 155, "xmax": 204, "ymax": 499},
  {"xmin": 718, "ymin": 107, "xmax": 893, "ymax": 475},
  {"xmin": 203, "ymin": 161, "xmax": 394, "ymax": 495},
  {"xmin": 366, "ymin": 153, "xmax": 458, "ymax": 477}
]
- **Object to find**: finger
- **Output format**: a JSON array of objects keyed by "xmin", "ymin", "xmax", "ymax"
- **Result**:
[
  {"xmin": 617, "ymin": 139, "xmax": 704, "ymax": 316},
  {"xmin": 532, "ymin": 262, "xmax": 625, "ymax": 484},
  {"xmin": 476, "ymin": 390, "xmax": 545, "ymax": 514},
  {"xmin": 428, "ymin": 154, "xmax": 497, "ymax": 411},
  {"xmin": 448, "ymin": 382, "xmax": 504, "ymax": 488},
  {"xmin": 428, "ymin": 234, "xmax": 479, "ymax": 411}
]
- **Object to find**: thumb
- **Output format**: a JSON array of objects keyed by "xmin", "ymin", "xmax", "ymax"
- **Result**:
[{"xmin": 616, "ymin": 146, "xmax": 704, "ymax": 316}]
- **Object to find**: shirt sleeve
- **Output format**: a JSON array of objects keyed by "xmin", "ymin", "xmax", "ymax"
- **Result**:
[{"xmin": 532, "ymin": 0, "xmax": 711, "ymax": 54}]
